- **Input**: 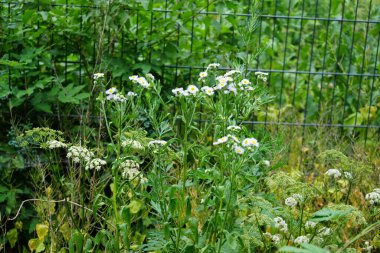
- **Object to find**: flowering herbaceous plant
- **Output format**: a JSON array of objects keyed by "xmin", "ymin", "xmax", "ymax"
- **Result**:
[{"xmin": 10, "ymin": 65, "xmax": 379, "ymax": 252}]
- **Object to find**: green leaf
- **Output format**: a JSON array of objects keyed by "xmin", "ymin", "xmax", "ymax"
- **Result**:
[
  {"xmin": 128, "ymin": 199, "xmax": 143, "ymax": 214},
  {"xmin": 6, "ymin": 228, "xmax": 18, "ymax": 248},
  {"xmin": 36, "ymin": 224, "xmax": 49, "ymax": 240},
  {"xmin": 310, "ymin": 207, "xmax": 353, "ymax": 222}
]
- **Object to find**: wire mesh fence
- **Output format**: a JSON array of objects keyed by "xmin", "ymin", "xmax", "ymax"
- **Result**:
[{"xmin": 1, "ymin": 0, "xmax": 379, "ymax": 149}]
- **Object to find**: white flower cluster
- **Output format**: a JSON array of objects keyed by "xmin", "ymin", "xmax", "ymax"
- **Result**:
[
  {"xmin": 67, "ymin": 146, "xmax": 94, "ymax": 163},
  {"xmin": 120, "ymin": 159, "xmax": 147, "ymax": 184},
  {"xmin": 273, "ymin": 217, "xmax": 288, "ymax": 233},
  {"xmin": 172, "ymin": 85, "xmax": 199, "ymax": 97},
  {"xmin": 285, "ymin": 194, "xmax": 303, "ymax": 207},
  {"xmin": 85, "ymin": 158, "xmax": 106, "ymax": 171},
  {"xmin": 122, "ymin": 139, "xmax": 144, "ymax": 150},
  {"xmin": 285, "ymin": 197, "xmax": 297, "ymax": 207},
  {"xmin": 325, "ymin": 168, "xmax": 342, "ymax": 179},
  {"xmin": 264, "ymin": 232, "xmax": 281, "ymax": 244},
  {"xmin": 93, "ymin": 73, "xmax": 105, "ymax": 80},
  {"xmin": 363, "ymin": 241, "xmax": 373, "ymax": 251},
  {"xmin": 305, "ymin": 220, "xmax": 317, "ymax": 229},
  {"xmin": 173, "ymin": 64, "xmax": 254, "ymax": 98},
  {"xmin": 294, "ymin": 235, "xmax": 310, "ymax": 244},
  {"xmin": 318, "ymin": 227, "xmax": 331, "ymax": 236},
  {"xmin": 148, "ymin": 140, "xmax": 167, "ymax": 147},
  {"xmin": 365, "ymin": 188, "xmax": 380, "ymax": 205},
  {"xmin": 46, "ymin": 140, "xmax": 67, "ymax": 149},
  {"xmin": 213, "ymin": 132, "xmax": 260, "ymax": 155},
  {"xmin": 344, "ymin": 171, "xmax": 353, "ymax": 179},
  {"xmin": 129, "ymin": 75, "xmax": 150, "ymax": 88},
  {"xmin": 227, "ymin": 125, "xmax": 241, "ymax": 131},
  {"xmin": 105, "ymin": 87, "xmax": 137, "ymax": 102},
  {"xmin": 255, "ymin": 71, "xmax": 268, "ymax": 82}
]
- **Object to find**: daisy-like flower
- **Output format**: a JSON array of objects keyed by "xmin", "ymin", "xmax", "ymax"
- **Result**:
[
  {"xmin": 234, "ymin": 145, "xmax": 245, "ymax": 154},
  {"xmin": 213, "ymin": 136, "xmax": 229, "ymax": 145},
  {"xmin": 325, "ymin": 168, "xmax": 341, "ymax": 179},
  {"xmin": 187, "ymin": 85, "xmax": 199, "ymax": 95},
  {"xmin": 294, "ymin": 236, "xmax": 309, "ymax": 244},
  {"xmin": 271, "ymin": 234, "xmax": 281, "ymax": 244},
  {"xmin": 201, "ymin": 86, "xmax": 214, "ymax": 96},
  {"xmin": 106, "ymin": 87, "xmax": 117, "ymax": 95},
  {"xmin": 216, "ymin": 76, "xmax": 229, "ymax": 84},
  {"xmin": 172, "ymin": 87, "xmax": 184, "ymax": 96},
  {"xmin": 227, "ymin": 84, "xmax": 237, "ymax": 94},
  {"xmin": 239, "ymin": 79, "xmax": 251, "ymax": 86},
  {"xmin": 242, "ymin": 138, "xmax": 259, "ymax": 148},
  {"xmin": 146, "ymin": 73, "xmax": 155, "ymax": 80},
  {"xmin": 46, "ymin": 140, "xmax": 67, "ymax": 149},
  {"xmin": 129, "ymin": 75, "xmax": 139, "ymax": 82},
  {"xmin": 227, "ymin": 134, "xmax": 239, "ymax": 143},
  {"xmin": 93, "ymin": 73, "xmax": 104, "ymax": 79},
  {"xmin": 199, "ymin": 71, "xmax": 208, "ymax": 79},
  {"xmin": 85, "ymin": 158, "xmax": 106, "ymax": 171},
  {"xmin": 285, "ymin": 197, "xmax": 297, "ymax": 207},
  {"xmin": 137, "ymin": 76, "xmax": 149, "ymax": 88}
]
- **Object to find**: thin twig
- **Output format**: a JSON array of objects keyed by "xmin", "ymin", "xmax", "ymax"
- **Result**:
[{"xmin": 7, "ymin": 198, "xmax": 116, "ymax": 229}]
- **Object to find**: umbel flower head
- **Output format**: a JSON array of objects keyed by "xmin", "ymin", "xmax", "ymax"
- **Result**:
[
  {"xmin": 85, "ymin": 158, "xmax": 106, "ymax": 171},
  {"xmin": 67, "ymin": 146, "xmax": 94, "ymax": 163},
  {"xmin": 46, "ymin": 140, "xmax": 67, "ymax": 149},
  {"xmin": 119, "ymin": 159, "xmax": 148, "ymax": 184},
  {"xmin": 365, "ymin": 188, "xmax": 380, "ymax": 205},
  {"xmin": 325, "ymin": 168, "xmax": 341, "ymax": 179}
]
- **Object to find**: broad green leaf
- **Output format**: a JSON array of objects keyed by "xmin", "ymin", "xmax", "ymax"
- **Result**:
[
  {"xmin": 6, "ymin": 228, "xmax": 18, "ymax": 248},
  {"xmin": 129, "ymin": 199, "xmax": 143, "ymax": 214},
  {"xmin": 36, "ymin": 223, "xmax": 49, "ymax": 240}
]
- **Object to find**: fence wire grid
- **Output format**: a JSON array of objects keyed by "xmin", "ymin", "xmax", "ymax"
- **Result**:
[{"xmin": 1, "ymin": 0, "xmax": 380, "ymax": 149}]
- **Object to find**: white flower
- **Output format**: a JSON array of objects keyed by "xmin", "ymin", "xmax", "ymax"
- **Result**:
[
  {"xmin": 227, "ymin": 84, "xmax": 237, "ymax": 94},
  {"xmin": 227, "ymin": 125, "xmax": 241, "ymax": 131},
  {"xmin": 285, "ymin": 197, "xmax": 297, "ymax": 207},
  {"xmin": 213, "ymin": 136, "xmax": 229, "ymax": 145},
  {"xmin": 305, "ymin": 221, "xmax": 317, "ymax": 229},
  {"xmin": 46, "ymin": 140, "xmax": 67, "ymax": 149},
  {"xmin": 122, "ymin": 139, "xmax": 144, "ymax": 150},
  {"xmin": 201, "ymin": 86, "xmax": 214, "ymax": 96},
  {"xmin": 239, "ymin": 79, "xmax": 251, "ymax": 86},
  {"xmin": 263, "ymin": 160, "xmax": 270, "ymax": 167},
  {"xmin": 365, "ymin": 189, "xmax": 380, "ymax": 205},
  {"xmin": 255, "ymin": 71, "xmax": 268, "ymax": 82},
  {"xmin": 241, "ymin": 138, "xmax": 259, "ymax": 148},
  {"xmin": 224, "ymin": 69, "xmax": 241, "ymax": 76},
  {"xmin": 106, "ymin": 87, "xmax": 117, "ymax": 95},
  {"xmin": 234, "ymin": 145, "xmax": 245, "ymax": 155},
  {"xmin": 364, "ymin": 241, "xmax": 373, "ymax": 251},
  {"xmin": 206, "ymin": 63, "xmax": 220, "ymax": 70},
  {"xmin": 271, "ymin": 234, "xmax": 281, "ymax": 244},
  {"xmin": 137, "ymin": 76, "xmax": 149, "ymax": 88},
  {"xmin": 216, "ymin": 76, "xmax": 229, "ymax": 85},
  {"xmin": 93, "ymin": 73, "xmax": 104, "ymax": 79},
  {"xmin": 85, "ymin": 158, "xmax": 106, "ymax": 171},
  {"xmin": 318, "ymin": 227, "xmax": 331, "ymax": 236},
  {"xmin": 187, "ymin": 85, "xmax": 199, "ymax": 95},
  {"xmin": 146, "ymin": 73, "xmax": 155, "ymax": 80},
  {"xmin": 148, "ymin": 140, "xmax": 167, "ymax": 147},
  {"xmin": 273, "ymin": 217, "xmax": 288, "ymax": 233},
  {"xmin": 227, "ymin": 134, "xmax": 239, "ymax": 143},
  {"xmin": 199, "ymin": 71, "xmax": 208, "ymax": 78},
  {"xmin": 294, "ymin": 235, "xmax": 309, "ymax": 244},
  {"xmin": 127, "ymin": 91, "xmax": 137, "ymax": 97},
  {"xmin": 67, "ymin": 146, "xmax": 94, "ymax": 163},
  {"xmin": 325, "ymin": 169, "xmax": 341, "ymax": 179},
  {"xmin": 292, "ymin": 193, "xmax": 303, "ymax": 202},
  {"xmin": 172, "ymin": 87, "xmax": 184, "ymax": 96},
  {"xmin": 344, "ymin": 171, "xmax": 353, "ymax": 179},
  {"xmin": 129, "ymin": 75, "xmax": 139, "ymax": 82}
]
